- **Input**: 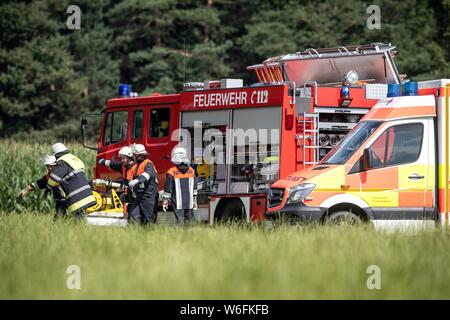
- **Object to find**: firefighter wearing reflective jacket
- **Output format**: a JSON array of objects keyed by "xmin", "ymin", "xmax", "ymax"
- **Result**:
[
  {"xmin": 47, "ymin": 143, "xmax": 96, "ymax": 217},
  {"xmin": 98, "ymin": 146, "xmax": 135, "ymax": 183},
  {"xmin": 127, "ymin": 144, "xmax": 159, "ymax": 225},
  {"xmin": 163, "ymin": 147, "xmax": 197, "ymax": 224},
  {"xmin": 17, "ymin": 155, "xmax": 67, "ymax": 218},
  {"xmin": 98, "ymin": 146, "xmax": 135, "ymax": 213}
]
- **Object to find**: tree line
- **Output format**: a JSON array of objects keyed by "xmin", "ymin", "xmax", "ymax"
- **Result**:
[{"xmin": 0, "ymin": 0, "xmax": 448, "ymax": 140}]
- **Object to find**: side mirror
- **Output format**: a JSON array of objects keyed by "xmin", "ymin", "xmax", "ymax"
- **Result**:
[
  {"xmin": 362, "ymin": 148, "xmax": 372, "ymax": 171},
  {"xmin": 80, "ymin": 114, "xmax": 99, "ymax": 151},
  {"xmin": 81, "ymin": 118, "xmax": 88, "ymax": 128}
]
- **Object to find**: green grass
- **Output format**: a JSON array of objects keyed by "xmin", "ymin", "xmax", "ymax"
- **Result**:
[
  {"xmin": 1, "ymin": 212, "xmax": 450, "ymax": 299},
  {"xmin": 1, "ymin": 138, "xmax": 450, "ymax": 299}
]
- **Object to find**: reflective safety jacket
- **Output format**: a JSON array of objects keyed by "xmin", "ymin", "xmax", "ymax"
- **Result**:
[
  {"xmin": 130, "ymin": 159, "xmax": 158, "ymax": 197},
  {"xmin": 47, "ymin": 153, "xmax": 96, "ymax": 213},
  {"xmin": 32, "ymin": 174, "xmax": 64, "ymax": 201},
  {"xmin": 106, "ymin": 160, "xmax": 134, "ymax": 182},
  {"xmin": 164, "ymin": 165, "xmax": 197, "ymax": 210}
]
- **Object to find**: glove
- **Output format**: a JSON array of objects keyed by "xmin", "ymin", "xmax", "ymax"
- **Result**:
[
  {"xmin": 193, "ymin": 195, "xmax": 198, "ymax": 210},
  {"xmin": 128, "ymin": 179, "xmax": 139, "ymax": 188},
  {"xmin": 162, "ymin": 199, "xmax": 169, "ymax": 212},
  {"xmin": 17, "ymin": 185, "xmax": 34, "ymax": 201},
  {"xmin": 98, "ymin": 158, "xmax": 106, "ymax": 166}
]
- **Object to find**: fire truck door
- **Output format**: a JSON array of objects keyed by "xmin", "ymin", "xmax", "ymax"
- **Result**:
[
  {"xmin": 359, "ymin": 119, "xmax": 429, "ymax": 219},
  {"xmin": 146, "ymin": 106, "xmax": 177, "ymax": 189}
]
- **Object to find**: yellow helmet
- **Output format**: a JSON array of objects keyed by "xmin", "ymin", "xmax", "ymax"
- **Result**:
[{"xmin": 160, "ymin": 121, "xmax": 169, "ymax": 129}]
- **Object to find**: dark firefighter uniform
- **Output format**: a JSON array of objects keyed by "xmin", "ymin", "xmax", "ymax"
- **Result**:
[
  {"xmin": 103, "ymin": 159, "xmax": 134, "ymax": 206},
  {"xmin": 32, "ymin": 174, "xmax": 66, "ymax": 216},
  {"xmin": 127, "ymin": 159, "xmax": 159, "ymax": 224},
  {"xmin": 164, "ymin": 164, "xmax": 197, "ymax": 223},
  {"xmin": 47, "ymin": 153, "xmax": 96, "ymax": 215}
]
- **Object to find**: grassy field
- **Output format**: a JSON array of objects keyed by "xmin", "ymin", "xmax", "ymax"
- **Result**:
[
  {"xmin": 1, "ymin": 139, "xmax": 450, "ymax": 299},
  {"xmin": 1, "ymin": 212, "xmax": 450, "ymax": 299}
]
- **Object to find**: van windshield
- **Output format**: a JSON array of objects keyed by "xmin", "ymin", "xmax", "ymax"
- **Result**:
[{"xmin": 321, "ymin": 121, "xmax": 382, "ymax": 165}]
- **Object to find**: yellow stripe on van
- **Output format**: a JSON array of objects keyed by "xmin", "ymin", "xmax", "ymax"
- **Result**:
[
  {"xmin": 438, "ymin": 164, "xmax": 448, "ymax": 187},
  {"xmin": 363, "ymin": 191, "xmax": 399, "ymax": 207}
]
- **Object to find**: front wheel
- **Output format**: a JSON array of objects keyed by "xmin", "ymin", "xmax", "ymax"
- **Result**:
[{"xmin": 326, "ymin": 210, "xmax": 362, "ymax": 225}]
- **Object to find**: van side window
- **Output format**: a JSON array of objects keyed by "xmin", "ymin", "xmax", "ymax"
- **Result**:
[
  {"xmin": 132, "ymin": 110, "xmax": 143, "ymax": 139},
  {"xmin": 368, "ymin": 123, "xmax": 423, "ymax": 168},
  {"xmin": 102, "ymin": 111, "xmax": 128, "ymax": 146},
  {"xmin": 385, "ymin": 123, "xmax": 423, "ymax": 166},
  {"xmin": 149, "ymin": 108, "xmax": 170, "ymax": 138}
]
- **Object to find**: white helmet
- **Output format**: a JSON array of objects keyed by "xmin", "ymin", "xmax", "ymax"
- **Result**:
[
  {"xmin": 132, "ymin": 144, "xmax": 148, "ymax": 155},
  {"xmin": 171, "ymin": 146, "xmax": 190, "ymax": 164},
  {"xmin": 40, "ymin": 155, "xmax": 56, "ymax": 166},
  {"xmin": 118, "ymin": 146, "xmax": 133, "ymax": 158},
  {"xmin": 51, "ymin": 142, "xmax": 68, "ymax": 155}
]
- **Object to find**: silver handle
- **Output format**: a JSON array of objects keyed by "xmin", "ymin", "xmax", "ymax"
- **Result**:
[{"xmin": 408, "ymin": 173, "xmax": 424, "ymax": 180}]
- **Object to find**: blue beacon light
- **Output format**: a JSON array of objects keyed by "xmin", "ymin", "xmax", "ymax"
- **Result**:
[
  {"xmin": 340, "ymin": 84, "xmax": 350, "ymax": 99},
  {"xmin": 403, "ymin": 81, "xmax": 418, "ymax": 96},
  {"xmin": 118, "ymin": 84, "xmax": 131, "ymax": 97},
  {"xmin": 387, "ymin": 83, "xmax": 402, "ymax": 97}
]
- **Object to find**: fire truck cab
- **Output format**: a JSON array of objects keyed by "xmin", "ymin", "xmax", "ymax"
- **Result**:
[
  {"xmin": 83, "ymin": 43, "xmax": 405, "ymax": 224},
  {"xmin": 268, "ymin": 80, "xmax": 450, "ymax": 229}
]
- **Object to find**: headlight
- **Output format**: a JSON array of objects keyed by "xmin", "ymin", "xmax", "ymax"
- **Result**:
[{"xmin": 286, "ymin": 183, "xmax": 315, "ymax": 204}]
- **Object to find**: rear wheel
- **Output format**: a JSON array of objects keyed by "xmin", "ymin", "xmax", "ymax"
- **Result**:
[{"xmin": 326, "ymin": 210, "xmax": 362, "ymax": 225}]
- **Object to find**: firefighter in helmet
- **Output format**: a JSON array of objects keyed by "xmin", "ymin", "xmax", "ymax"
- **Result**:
[
  {"xmin": 46, "ymin": 143, "xmax": 97, "ymax": 218},
  {"xmin": 98, "ymin": 146, "xmax": 135, "ymax": 210},
  {"xmin": 17, "ymin": 154, "xmax": 67, "ymax": 219},
  {"xmin": 163, "ymin": 146, "xmax": 198, "ymax": 224},
  {"xmin": 127, "ymin": 144, "xmax": 159, "ymax": 225},
  {"xmin": 98, "ymin": 146, "xmax": 135, "ymax": 183}
]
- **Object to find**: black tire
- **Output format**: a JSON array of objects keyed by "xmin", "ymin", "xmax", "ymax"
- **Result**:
[
  {"xmin": 216, "ymin": 199, "xmax": 246, "ymax": 222},
  {"xmin": 326, "ymin": 210, "xmax": 362, "ymax": 225}
]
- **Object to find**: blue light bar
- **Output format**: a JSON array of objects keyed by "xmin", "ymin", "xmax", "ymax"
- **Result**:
[
  {"xmin": 404, "ymin": 81, "xmax": 418, "ymax": 96},
  {"xmin": 118, "ymin": 84, "xmax": 131, "ymax": 97},
  {"xmin": 340, "ymin": 85, "xmax": 350, "ymax": 98},
  {"xmin": 387, "ymin": 83, "xmax": 402, "ymax": 97}
]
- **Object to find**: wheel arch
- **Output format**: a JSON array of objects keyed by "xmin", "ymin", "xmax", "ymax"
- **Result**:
[
  {"xmin": 323, "ymin": 202, "xmax": 372, "ymax": 222},
  {"xmin": 320, "ymin": 194, "xmax": 374, "ymax": 219}
]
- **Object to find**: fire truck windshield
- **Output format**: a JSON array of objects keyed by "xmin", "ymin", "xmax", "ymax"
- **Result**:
[{"xmin": 321, "ymin": 121, "xmax": 382, "ymax": 165}]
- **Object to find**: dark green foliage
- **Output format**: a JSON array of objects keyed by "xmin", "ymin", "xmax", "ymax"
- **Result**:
[{"xmin": 0, "ymin": 0, "xmax": 448, "ymax": 138}]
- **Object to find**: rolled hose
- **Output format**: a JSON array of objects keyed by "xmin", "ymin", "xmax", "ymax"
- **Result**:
[{"xmin": 91, "ymin": 179, "xmax": 123, "ymax": 189}]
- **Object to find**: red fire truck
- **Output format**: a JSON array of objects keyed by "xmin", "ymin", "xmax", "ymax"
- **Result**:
[{"xmin": 81, "ymin": 43, "xmax": 402, "ymax": 224}]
